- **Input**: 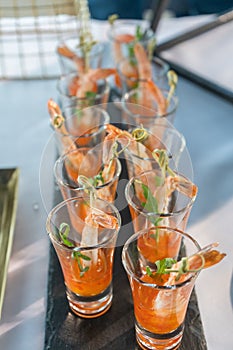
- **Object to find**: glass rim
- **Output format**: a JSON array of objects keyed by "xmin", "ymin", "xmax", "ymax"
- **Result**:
[
  {"xmin": 56, "ymin": 72, "xmax": 110, "ymax": 99},
  {"xmin": 122, "ymin": 225, "xmax": 201, "ymax": 289},
  {"xmin": 54, "ymin": 153, "xmax": 122, "ymax": 190},
  {"xmin": 124, "ymin": 124, "xmax": 186, "ymax": 161},
  {"xmin": 121, "ymin": 89, "xmax": 179, "ymax": 119},
  {"xmin": 46, "ymin": 196, "xmax": 122, "ymax": 251},
  {"xmin": 60, "ymin": 106, "xmax": 110, "ymax": 138},
  {"xmin": 107, "ymin": 20, "xmax": 155, "ymax": 44},
  {"xmin": 125, "ymin": 169, "xmax": 197, "ymax": 217}
]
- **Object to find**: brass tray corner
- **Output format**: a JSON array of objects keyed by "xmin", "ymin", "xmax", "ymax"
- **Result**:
[{"xmin": 0, "ymin": 168, "xmax": 19, "ymax": 318}]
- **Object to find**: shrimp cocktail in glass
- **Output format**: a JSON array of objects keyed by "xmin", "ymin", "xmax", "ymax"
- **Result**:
[
  {"xmin": 123, "ymin": 121, "xmax": 186, "ymax": 180},
  {"xmin": 47, "ymin": 102, "xmax": 110, "ymax": 155},
  {"xmin": 107, "ymin": 17, "xmax": 155, "ymax": 67},
  {"xmin": 125, "ymin": 150, "xmax": 198, "ymax": 262},
  {"xmin": 57, "ymin": 35, "xmax": 104, "ymax": 75},
  {"xmin": 46, "ymin": 196, "xmax": 121, "ymax": 318},
  {"xmin": 122, "ymin": 226, "xmax": 226, "ymax": 350},
  {"xmin": 56, "ymin": 71, "xmax": 112, "ymax": 110},
  {"xmin": 54, "ymin": 146, "xmax": 121, "ymax": 203}
]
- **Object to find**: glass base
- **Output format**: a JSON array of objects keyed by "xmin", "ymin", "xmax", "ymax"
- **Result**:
[
  {"xmin": 135, "ymin": 322, "xmax": 184, "ymax": 350},
  {"xmin": 66, "ymin": 285, "xmax": 113, "ymax": 318}
]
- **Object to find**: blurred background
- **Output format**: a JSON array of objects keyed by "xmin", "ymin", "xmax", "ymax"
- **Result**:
[{"xmin": 88, "ymin": 0, "xmax": 233, "ymax": 19}]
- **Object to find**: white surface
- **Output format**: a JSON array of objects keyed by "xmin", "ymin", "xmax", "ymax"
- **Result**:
[
  {"xmin": 0, "ymin": 15, "xmax": 232, "ymax": 350},
  {"xmin": 191, "ymin": 199, "xmax": 233, "ymax": 350},
  {"xmin": 160, "ymin": 20, "xmax": 233, "ymax": 94}
]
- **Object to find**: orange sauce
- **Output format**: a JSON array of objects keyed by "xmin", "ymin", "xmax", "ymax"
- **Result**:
[
  {"xmin": 131, "ymin": 274, "xmax": 193, "ymax": 334},
  {"xmin": 58, "ymin": 248, "xmax": 114, "ymax": 297}
]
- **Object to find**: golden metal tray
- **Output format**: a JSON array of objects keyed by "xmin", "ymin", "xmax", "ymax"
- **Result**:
[{"xmin": 0, "ymin": 168, "xmax": 19, "ymax": 318}]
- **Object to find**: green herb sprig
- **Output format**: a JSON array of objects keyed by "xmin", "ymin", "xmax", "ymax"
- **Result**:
[
  {"xmin": 146, "ymin": 256, "xmax": 204, "ymax": 281},
  {"xmin": 72, "ymin": 250, "xmax": 91, "ymax": 277},
  {"xmin": 58, "ymin": 223, "xmax": 91, "ymax": 277},
  {"xmin": 134, "ymin": 180, "xmax": 162, "ymax": 242},
  {"xmin": 59, "ymin": 223, "xmax": 75, "ymax": 247}
]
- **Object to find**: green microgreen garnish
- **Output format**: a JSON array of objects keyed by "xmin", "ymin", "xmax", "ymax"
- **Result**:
[
  {"xmin": 155, "ymin": 257, "xmax": 177, "ymax": 274},
  {"xmin": 146, "ymin": 256, "xmax": 204, "ymax": 281},
  {"xmin": 135, "ymin": 181, "xmax": 162, "ymax": 241},
  {"xmin": 91, "ymin": 171, "xmax": 104, "ymax": 187},
  {"xmin": 85, "ymin": 91, "xmax": 97, "ymax": 99},
  {"xmin": 72, "ymin": 250, "xmax": 91, "ymax": 277},
  {"xmin": 59, "ymin": 223, "xmax": 75, "ymax": 248},
  {"xmin": 141, "ymin": 183, "xmax": 158, "ymax": 213},
  {"xmin": 58, "ymin": 223, "xmax": 91, "ymax": 277},
  {"xmin": 135, "ymin": 25, "xmax": 144, "ymax": 41}
]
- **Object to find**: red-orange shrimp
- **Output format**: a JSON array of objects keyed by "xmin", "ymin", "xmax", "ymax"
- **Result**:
[
  {"xmin": 47, "ymin": 99, "xmax": 76, "ymax": 152},
  {"xmin": 134, "ymin": 42, "xmax": 152, "ymax": 81},
  {"xmin": 70, "ymin": 68, "xmax": 116, "ymax": 98},
  {"xmin": 57, "ymin": 44, "xmax": 85, "ymax": 73},
  {"xmin": 133, "ymin": 43, "xmax": 167, "ymax": 114},
  {"xmin": 146, "ymin": 80, "xmax": 167, "ymax": 116},
  {"xmin": 165, "ymin": 175, "xmax": 198, "ymax": 200},
  {"xmin": 113, "ymin": 33, "xmax": 135, "ymax": 64}
]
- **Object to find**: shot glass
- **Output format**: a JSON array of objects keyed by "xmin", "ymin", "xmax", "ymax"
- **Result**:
[
  {"xmin": 125, "ymin": 169, "xmax": 198, "ymax": 242},
  {"xmin": 121, "ymin": 87, "xmax": 178, "ymax": 128},
  {"xmin": 117, "ymin": 56, "xmax": 170, "ymax": 94},
  {"xmin": 107, "ymin": 19, "xmax": 155, "ymax": 65},
  {"xmin": 57, "ymin": 35, "xmax": 104, "ymax": 75},
  {"xmin": 54, "ymin": 106, "xmax": 110, "ymax": 155},
  {"xmin": 122, "ymin": 226, "xmax": 201, "ymax": 349},
  {"xmin": 124, "ymin": 122, "xmax": 186, "ymax": 180},
  {"xmin": 54, "ymin": 147, "xmax": 122, "ymax": 203},
  {"xmin": 46, "ymin": 196, "xmax": 121, "ymax": 318},
  {"xmin": 57, "ymin": 72, "xmax": 110, "ymax": 109}
]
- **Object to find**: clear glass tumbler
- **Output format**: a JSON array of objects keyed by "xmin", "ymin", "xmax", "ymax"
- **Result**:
[
  {"xmin": 46, "ymin": 196, "xmax": 121, "ymax": 318},
  {"xmin": 124, "ymin": 122, "xmax": 186, "ymax": 180},
  {"xmin": 53, "ymin": 106, "xmax": 110, "ymax": 155},
  {"xmin": 57, "ymin": 35, "xmax": 104, "ymax": 75},
  {"xmin": 125, "ymin": 169, "xmax": 198, "ymax": 237},
  {"xmin": 122, "ymin": 226, "xmax": 201, "ymax": 349},
  {"xmin": 121, "ymin": 87, "xmax": 178, "ymax": 128},
  {"xmin": 57, "ymin": 72, "xmax": 110, "ymax": 109},
  {"xmin": 54, "ymin": 147, "xmax": 122, "ymax": 203},
  {"xmin": 117, "ymin": 56, "xmax": 170, "ymax": 93}
]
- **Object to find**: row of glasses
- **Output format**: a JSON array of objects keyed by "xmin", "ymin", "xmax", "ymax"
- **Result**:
[
  {"xmin": 44, "ymin": 18, "xmax": 225, "ymax": 350},
  {"xmin": 44, "ymin": 98, "xmax": 226, "ymax": 349},
  {"xmin": 45, "ymin": 98, "xmax": 200, "ymax": 340}
]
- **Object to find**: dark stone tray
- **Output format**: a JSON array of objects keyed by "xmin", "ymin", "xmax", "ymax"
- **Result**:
[{"xmin": 44, "ymin": 243, "xmax": 207, "ymax": 350}]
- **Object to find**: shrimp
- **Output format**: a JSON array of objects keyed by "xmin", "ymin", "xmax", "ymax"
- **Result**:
[
  {"xmin": 68, "ymin": 68, "xmax": 116, "ymax": 98},
  {"xmin": 113, "ymin": 33, "xmax": 135, "ymax": 64},
  {"xmin": 80, "ymin": 206, "xmax": 119, "ymax": 265},
  {"xmin": 165, "ymin": 175, "xmax": 198, "ymax": 200},
  {"xmin": 133, "ymin": 42, "xmax": 167, "ymax": 114},
  {"xmin": 133, "ymin": 42, "xmax": 152, "ymax": 81},
  {"xmin": 57, "ymin": 44, "xmax": 85, "ymax": 73},
  {"xmin": 47, "ymin": 99, "xmax": 76, "ymax": 152}
]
